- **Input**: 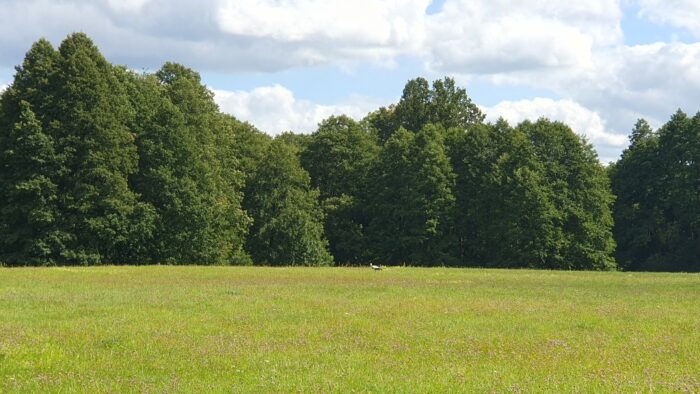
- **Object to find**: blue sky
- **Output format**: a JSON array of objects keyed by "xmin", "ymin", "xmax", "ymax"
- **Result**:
[{"xmin": 2, "ymin": 0, "xmax": 700, "ymax": 163}]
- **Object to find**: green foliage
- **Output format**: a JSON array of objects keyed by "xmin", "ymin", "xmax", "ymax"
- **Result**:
[
  {"xmin": 0, "ymin": 102, "xmax": 65, "ymax": 265},
  {"xmin": 611, "ymin": 113, "xmax": 700, "ymax": 271},
  {"xmin": 610, "ymin": 119, "xmax": 661, "ymax": 270},
  {"xmin": 244, "ymin": 140, "xmax": 332, "ymax": 266},
  {"xmin": 518, "ymin": 119, "xmax": 616, "ymax": 270},
  {"xmin": 368, "ymin": 77, "xmax": 484, "ymax": 142},
  {"xmin": 47, "ymin": 33, "xmax": 156, "ymax": 264},
  {"xmin": 320, "ymin": 194, "xmax": 366, "ymax": 265},
  {"xmin": 448, "ymin": 118, "xmax": 616, "ymax": 270},
  {"xmin": 0, "ymin": 34, "xmax": 156, "ymax": 265},
  {"xmin": 5, "ymin": 39, "xmax": 60, "ymax": 122},
  {"xmin": 451, "ymin": 120, "xmax": 558, "ymax": 267},
  {"xmin": 223, "ymin": 115, "xmax": 272, "ymax": 180},
  {"xmin": 367, "ymin": 125, "xmax": 456, "ymax": 265},
  {"xmin": 0, "ymin": 35, "xmax": 252, "ymax": 266},
  {"xmin": 1, "ymin": 34, "xmax": 677, "ymax": 270},
  {"xmin": 275, "ymin": 131, "xmax": 312, "ymax": 154},
  {"xmin": 126, "ymin": 64, "xmax": 250, "ymax": 264},
  {"xmin": 300, "ymin": 115, "xmax": 379, "ymax": 264},
  {"xmin": 363, "ymin": 106, "xmax": 397, "ymax": 144}
]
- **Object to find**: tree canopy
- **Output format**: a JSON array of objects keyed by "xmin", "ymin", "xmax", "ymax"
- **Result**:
[
  {"xmin": 3, "ymin": 33, "xmax": 696, "ymax": 271},
  {"xmin": 610, "ymin": 113, "xmax": 700, "ymax": 271}
]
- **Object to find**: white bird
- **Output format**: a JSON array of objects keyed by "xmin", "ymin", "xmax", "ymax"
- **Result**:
[{"xmin": 370, "ymin": 263, "xmax": 382, "ymax": 271}]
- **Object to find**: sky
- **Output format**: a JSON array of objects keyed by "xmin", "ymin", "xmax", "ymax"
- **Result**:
[{"xmin": 1, "ymin": 1, "xmax": 700, "ymax": 163}]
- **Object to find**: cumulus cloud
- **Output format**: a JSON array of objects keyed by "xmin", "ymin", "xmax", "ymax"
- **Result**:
[
  {"xmin": 216, "ymin": 0, "xmax": 430, "ymax": 68},
  {"xmin": 217, "ymin": 0, "xmax": 427, "ymax": 47},
  {"xmin": 577, "ymin": 42, "xmax": 700, "ymax": 130},
  {"xmin": 106, "ymin": 0, "xmax": 152, "ymax": 13},
  {"xmin": 0, "ymin": 0, "xmax": 431, "ymax": 72},
  {"xmin": 0, "ymin": 0, "xmax": 625, "ymax": 75},
  {"xmin": 213, "ymin": 85, "xmax": 385, "ymax": 134},
  {"xmin": 425, "ymin": 0, "xmax": 621, "ymax": 74},
  {"xmin": 636, "ymin": 0, "xmax": 700, "ymax": 37},
  {"xmin": 480, "ymin": 41, "xmax": 700, "ymax": 137}
]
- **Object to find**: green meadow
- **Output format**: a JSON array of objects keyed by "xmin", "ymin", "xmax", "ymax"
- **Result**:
[{"xmin": 0, "ymin": 266, "xmax": 698, "ymax": 392}]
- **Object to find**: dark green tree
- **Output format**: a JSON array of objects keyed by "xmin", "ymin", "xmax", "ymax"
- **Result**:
[
  {"xmin": 612, "ymin": 112, "xmax": 700, "ymax": 271},
  {"xmin": 363, "ymin": 106, "xmax": 398, "ymax": 145},
  {"xmin": 300, "ymin": 115, "xmax": 379, "ymax": 264},
  {"xmin": 302, "ymin": 116, "xmax": 378, "ymax": 199},
  {"xmin": 654, "ymin": 111, "xmax": 700, "ymax": 271},
  {"xmin": 428, "ymin": 77, "xmax": 485, "ymax": 129},
  {"xmin": 451, "ymin": 119, "xmax": 558, "ymax": 267},
  {"xmin": 610, "ymin": 119, "xmax": 662, "ymax": 270},
  {"xmin": 47, "ymin": 33, "xmax": 155, "ymax": 264},
  {"xmin": 0, "ymin": 39, "xmax": 65, "ymax": 265},
  {"xmin": 125, "ymin": 63, "xmax": 250, "ymax": 264},
  {"xmin": 0, "ymin": 102, "xmax": 66, "ymax": 265},
  {"xmin": 3, "ymin": 39, "xmax": 59, "ymax": 123},
  {"xmin": 394, "ymin": 78, "xmax": 432, "ymax": 133},
  {"xmin": 244, "ymin": 140, "xmax": 332, "ymax": 266},
  {"xmin": 519, "ymin": 119, "xmax": 616, "ymax": 270},
  {"xmin": 367, "ymin": 125, "xmax": 456, "ymax": 265}
]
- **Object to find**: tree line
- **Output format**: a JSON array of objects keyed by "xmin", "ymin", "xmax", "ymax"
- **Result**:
[{"xmin": 0, "ymin": 34, "xmax": 697, "ymax": 271}]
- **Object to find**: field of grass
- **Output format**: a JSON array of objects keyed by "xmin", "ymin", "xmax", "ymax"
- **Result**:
[{"xmin": 0, "ymin": 266, "xmax": 698, "ymax": 392}]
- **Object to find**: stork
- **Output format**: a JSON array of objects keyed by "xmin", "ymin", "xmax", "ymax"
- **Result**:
[{"xmin": 370, "ymin": 263, "xmax": 382, "ymax": 271}]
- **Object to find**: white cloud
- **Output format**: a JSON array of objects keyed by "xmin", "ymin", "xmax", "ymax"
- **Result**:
[
  {"xmin": 484, "ymin": 98, "xmax": 627, "ymax": 147},
  {"xmin": 0, "ymin": 0, "xmax": 432, "ymax": 72},
  {"xmin": 480, "ymin": 41, "xmax": 700, "ymax": 136},
  {"xmin": 215, "ymin": 0, "xmax": 430, "ymax": 67},
  {"xmin": 106, "ymin": 0, "xmax": 152, "ymax": 13},
  {"xmin": 217, "ymin": 0, "xmax": 428, "ymax": 48},
  {"xmin": 213, "ymin": 85, "xmax": 385, "ymax": 134},
  {"xmin": 579, "ymin": 42, "xmax": 700, "ymax": 130},
  {"xmin": 636, "ymin": 0, "xmax": 700, "ymax": 37},
  {"xmin": 0, "ymin": 0, "xmax": 623, "ymax": 75},
  {"xmin": 425, "ymin": 0, "xmax": 622, "ymax": 74},
  {"xmin": 0, "ymin": 83, "xmax": 7, "ymax": 93}
]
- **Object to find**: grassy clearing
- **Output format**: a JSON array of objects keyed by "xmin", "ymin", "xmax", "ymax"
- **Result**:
[{"xmin": 0, "ymin": 266, "xmax": 698, "ymax": 392}]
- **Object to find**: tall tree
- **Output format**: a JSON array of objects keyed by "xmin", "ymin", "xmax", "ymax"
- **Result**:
[
  {"xmin": 0, "ymin": 39, "xmax": 65, "ymax": 265},
  {"xmin": 300, "ymin": 115, "xmax": 379, "ymax": 264},
  {"xmin": 48, "ymin": 33, "xmax": 155, "ymax": 264},
  {"xmin": 451, "ymin": 120, "xmax": 558, "ymax": 267},
  {"xmin": 612, "ymin": 112, "xmax": 700, "ymax": 271},
  {"xmin": 126, "ymin": 63, "xmax": 250, "ymax": 264},
  {"xmin": 429, "ymin": 77, "xmax": 486, "ymax": 130},
  {"xmin": 2, "ymin": 39, "xmax": 59, "ymax": 123},
  {"xmin": 367, "ymin": 125, "xmax": 456, "ymax": 265},
  {"xmin": 655, "ymin": 111, "xmax": 700, "ymax": 271},
  {"xmin": 0, "ymin": 102, "xmax": 66, "ymax": 265},
  {"xmin": 610, "ymin": 119, "xmax": 662, "ymax": 270},
  {"xmin": 519, "ymin": 119, "xmax": 616, "ymax": 270},
  {"xmin": 244, "ymin": 140, "xmax": 332, "ymax": 266},
  {"xmin": 394, "ymin": 78, "xmax": 432, "ymax": 133}
]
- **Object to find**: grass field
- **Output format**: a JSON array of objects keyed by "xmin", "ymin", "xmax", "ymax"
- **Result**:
[{"xmin": 0, "ymin": 267, "xmax": 698, "ymax": 393}]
